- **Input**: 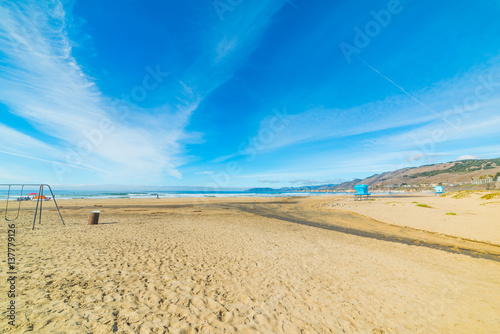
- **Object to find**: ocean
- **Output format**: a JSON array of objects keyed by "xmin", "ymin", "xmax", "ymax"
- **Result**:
[{"xmin": 0, "ymin": 188, "xmax": 348, "ymax": 201}]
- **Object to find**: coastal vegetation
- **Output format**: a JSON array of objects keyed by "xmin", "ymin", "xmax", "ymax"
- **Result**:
[
  {"xmin": 451, "ymin": 191, "xmax": 475, "ymax": 199},
  {"xmin": 481, "ymin": 192, "xmax": 500, "ymax": 200},
  {"xmin": 406, "ymin": 158, "xmax": 500, "ymax": 179}
]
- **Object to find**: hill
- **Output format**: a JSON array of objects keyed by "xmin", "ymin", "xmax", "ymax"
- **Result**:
[
  {"xmin": 334, "ymin": 158, "xmax": 500, "ymax": 191},
  {"xmin": 359, "ymin": 158, "xmax": 500, "ymax": 187},
  {"xmin": 246, "ymin": 158, "xmax": 500, "ymax": 193}
]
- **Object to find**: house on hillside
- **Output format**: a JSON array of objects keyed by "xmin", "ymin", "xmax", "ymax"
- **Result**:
[{"xmin": 471, "ymin": 177, "xmax": 493, "ymax": 185}]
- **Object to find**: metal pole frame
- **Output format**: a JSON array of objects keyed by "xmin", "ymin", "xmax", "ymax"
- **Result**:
[
  {"xmin": 4, "ymin": 184, "xmax": 25, "ymax": 221},
  {"xmin": 1, "ymin": 184, "xmax": 65, "ymax": 229}
]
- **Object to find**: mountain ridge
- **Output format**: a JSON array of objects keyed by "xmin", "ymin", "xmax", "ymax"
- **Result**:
[{"xmin": 246, "ymin": 158, "xmax": 500, "ymax": 192}]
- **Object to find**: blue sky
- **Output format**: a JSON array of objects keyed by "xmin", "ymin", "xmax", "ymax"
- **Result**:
[{"xmin": 1, "ymin": 0, "xmax": 500, "ymax": 188}]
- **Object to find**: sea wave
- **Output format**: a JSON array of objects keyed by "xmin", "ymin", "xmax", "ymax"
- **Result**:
[{"xmin": 0, "ymin": 190, "xmax": 348, "ymax": 200}]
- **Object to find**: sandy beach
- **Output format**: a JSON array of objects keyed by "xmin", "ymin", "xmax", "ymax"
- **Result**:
[
  {"xmin": 1, "ymin": 194, "xmax": 500, "ymax": 333},
  {"xmin": 315, "ymin": 192, "xmax": 500, "ymax": 245}
]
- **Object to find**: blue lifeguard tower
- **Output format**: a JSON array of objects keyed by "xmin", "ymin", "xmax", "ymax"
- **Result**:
[
  {"xmin": 354, "ymin": 184, "xmax": 370, "ymax": 200},
  {"xmin": 434, "ymin": 185, "xmax": 445, "ymax": 196}
]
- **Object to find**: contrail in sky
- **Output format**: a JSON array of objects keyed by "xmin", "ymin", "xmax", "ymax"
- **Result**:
[
  {"xmin": 286, "ymin": 0, "xmax": 299, "ymax": 9},
  {"xmin": 0, "ymin": 149, "xmax": 106, "ymax": 172},
  {"xmin": 356, "ymin": 55, "xmax": 461, "ymax": 132}
]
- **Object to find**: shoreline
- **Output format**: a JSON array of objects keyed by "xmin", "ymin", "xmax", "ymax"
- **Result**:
[
  {"xmin": 0, "ymin": 189, "xmax": 476, "ymax": 201},
  {"xmin": 1, "ymin": 188, "xmax": 496, "ymax": 200}
]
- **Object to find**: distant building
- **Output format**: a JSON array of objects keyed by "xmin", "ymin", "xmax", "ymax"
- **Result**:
[{"xmin": 472, "ymin": 177, "xmax": 493, "ymax": 185}]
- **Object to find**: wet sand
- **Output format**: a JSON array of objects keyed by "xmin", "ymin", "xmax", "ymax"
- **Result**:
[{"xmin": 1, "ymin": 196, "xmax": 500, "ymax": 333}]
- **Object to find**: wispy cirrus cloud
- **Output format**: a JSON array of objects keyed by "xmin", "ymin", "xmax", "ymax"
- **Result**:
[
  {"xmin": 0, "ymin": 0, "xmax": 193, "ymax": 183},
  {"xmin": 181, "ymin": 0, "xmax": 287, "ymax": 95},
  {"xmin": 240, "ymin": 58, "xmax": 500, "ymax": 159},
  {"xmin": 364, "ymin": 95, "xmax": 500, "ymax": 166},
  {"xmin": 195, "ymin": 171, "xmax": 214, "ymax": 175},
  {"xmin": 258, "ymin": 179, "xmax": 281, "ymax": 184},
  {"xmin": 0, "ymin": 123, "xmax": 57, "ymax": 154},
  {"xmin": 0, "ymin": 0, "xmax": 287, "ymax": 184}
]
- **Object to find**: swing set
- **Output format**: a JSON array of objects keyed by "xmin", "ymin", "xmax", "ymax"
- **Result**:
[{"xmin": 1, "ymin": 184, "xmax": 65, "ymax": 230}]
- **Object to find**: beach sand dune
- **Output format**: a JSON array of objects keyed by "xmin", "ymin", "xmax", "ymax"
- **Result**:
[
  {"xmin": 314, "ymin": 192, "xmax": 500, "ymax": 245},
  {"xmin": 1, "ymin": 197, "xmax": 500, "ymax": 333}
]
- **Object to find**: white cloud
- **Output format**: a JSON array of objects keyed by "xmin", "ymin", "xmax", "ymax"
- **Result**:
[
  {"xmin": 240, "ymin": 59, "xmax": 500, "ymax": 159},
  {"xmin": 365, "ymin": 99, "xmax": 500, "ymax": 155},
  {"xmin": 0, "ymin": 1, "xmax": 207, "ymax": 183},
  {"xmin": 0, "ymin": 123, "xmax": 57, "ymax": 154},
  {"xmin": 215, "ymin": 36, "xmax": 238, "ymax": 63},
  {"xmin": 258, "ymin": 179, "xmax": 280, "ymax": 184},
  {"xmin": 0, "ymin": 0, "xmax": 291, "ymax": 184},
  {"xmin": 231, "ymin": 98, "xmax": 434, "ymax": 159},
  {"xmin": 195, "ymin": 171, "xmax": 214, "ymax": 175},
  {"xmin": 456, "ymin": 155, "xmax": 481, "ymax": 161}
]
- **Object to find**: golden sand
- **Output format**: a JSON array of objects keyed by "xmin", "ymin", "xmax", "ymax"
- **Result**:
[{"xmin": 1, "ymin": 195, "xmax": 500, "ymax": 333}]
